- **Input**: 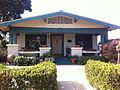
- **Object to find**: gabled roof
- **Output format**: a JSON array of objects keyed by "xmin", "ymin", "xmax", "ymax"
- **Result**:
[{"xmin": 0, "ymin": 11, "xmax": 120, "ymax": 29}]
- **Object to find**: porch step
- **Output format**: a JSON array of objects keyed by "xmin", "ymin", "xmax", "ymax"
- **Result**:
[{"xmin": 55, "ymin": 57, "xmax": 73, "ymax": 65}]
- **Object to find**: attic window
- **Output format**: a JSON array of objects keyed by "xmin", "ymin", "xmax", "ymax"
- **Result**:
[{"xmin": 47, "ymin": 16, "xmax": 73, "ymax": 24}]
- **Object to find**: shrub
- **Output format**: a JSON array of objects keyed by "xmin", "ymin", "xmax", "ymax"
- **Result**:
[
  {"xmin": 76, "ymin": 56, "xmax": 106, "ymax": 65},
  {"xmin": 0, "ymin": 64, "xmax": 5, "ymax": 69},
  {"xmin": 13, "ymin": 56, "xmax": 38, "ymax": 66},
  {"xmin": 85, "ymin": 60, "xmax": 120, "ymax": 90},
  {"xmin": 0, "ymin": 48, "xmax": 7, "ymax": 63},
  {"xmin": 101, "ymin": 39, "xmax": 119, "ymax": 61},
  {"xmin": 41, "ymin": 51, "xmax": 53, "ymax": 58},
  {"xmin": 0, "ymin": 61, "xmax": 57, "ymax": 90}
]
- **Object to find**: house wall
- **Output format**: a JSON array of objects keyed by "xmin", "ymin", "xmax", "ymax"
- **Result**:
[
  {"xmin": 16, "ymin": 32, "xmax": 98, "ymax": 56},
  {"xmin": 92, "ymin": 35, "xmax": 98, "ymax": 50},
  {"xmin": 64, "ymin": 34, "xmax": 75, "ymax": 56},
  {"xmin": 12, "ymin": 19, "xmax": 106, "ymax": 28},
  {"xmin": 17, "ymin": 33, "xmax": 25, "ymax": 50},
  {"xmin": 17, "ymin": 33, "xmax": 50, "ymax": 50}
]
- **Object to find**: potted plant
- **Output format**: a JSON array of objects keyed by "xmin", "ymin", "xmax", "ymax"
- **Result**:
[
  {"xmin": 69, "ymin": 55, "xmax": 78, "ymax": 63},
  {"xmin": 40, "ymin": 51, "xmax": 55, "ymax": 62}
]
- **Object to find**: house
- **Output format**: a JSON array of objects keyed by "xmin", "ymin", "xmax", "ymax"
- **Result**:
[{"xmin": 0, "ymin": 11, "xmax": 120, "ymax": 57}]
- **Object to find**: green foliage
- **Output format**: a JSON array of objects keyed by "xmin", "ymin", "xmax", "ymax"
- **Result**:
[
  {"xmin": 85, "ymin": 60, "xmax": 120, "ymax": 90},
  {"xmin": 13, "ymin": 56, "xmax": 38, "ymax": 66},
  {"xmin": 0, "ymin": 48, "xmax": 7, "ymax": 63},
  {"xmin": 0, "ymin": 61, "xmax": 58, "ymax": 90},
  {"xmin": 0, "ymin": 0, "xmax": 32, "ymax": 22},
  {"xmin": 41, "ymin": 51, "xmax": 53, "ymax": 58},
  {"xmin": 70, "ymin": 55, "xmax": 79, "ymax": 59},
  {"xmin": 76, "ymin": 56, "xmax": 106, "ymax": 65},
  {"xmin": 101, "ymin": 39, "xmax": 119, "ymax": 60},
  {"xmin": 0, "ymin": 64, "xmax": 5, "ymax": 69}
]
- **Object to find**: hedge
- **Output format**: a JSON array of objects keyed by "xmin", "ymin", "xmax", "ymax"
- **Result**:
[
  {"xmin": 85, "ymin": 60, "xmax": 120, "ymax": 90},
  {"xmin": 13, "ymin": 56, "xmax": 39, "ymax": 66},
  {"xmin": 76, "ymin": 56, "xmax": 106, "ymax": 65},
  {"xmin": 0, "ymin": 61, "xmax": 58, "ymax": 90},
  {"xmin": 0, "ymin": 64, "xmax": 5, "ymax": 69}
]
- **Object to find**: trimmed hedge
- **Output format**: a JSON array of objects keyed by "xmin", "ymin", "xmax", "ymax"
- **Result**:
[
  {"xmin": 13, "ymin": 56, "xmax": 39, "ymax": 66},
  {"xmin": 0, "ymin": 61, "xmax": 58, "ymax": 90},
  {"xmin": 85, "ymin": 60, "xmax": 120, "ymax": 90},
  {"xmin": 76, "ymin": 56, "xmax": 106, "ymax": 65},
  {"xmin": 0, "ymin": 64, "xmax": 5, "ymax": 69}
]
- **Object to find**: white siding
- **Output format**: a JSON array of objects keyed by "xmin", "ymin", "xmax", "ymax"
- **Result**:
[
  {"xmin": 12, "ymin": 19, "xmax": 106, "ymax": 28},
  {"xmin": 17, "ymin": 33, "xmax": 50, "ymax": 50},
  {"xmin": 64, "ymin": 34, "xmax": 75, "ymax": 56},
  {"xmin": 17, "ymin": 33, "xmax": 25, "ymax": 50}
]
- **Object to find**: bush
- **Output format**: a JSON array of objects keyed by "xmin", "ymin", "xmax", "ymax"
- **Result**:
[
  {"xmin": 85, "ymin": 60, "xmax": 120, "ymax": 90},
  {"xmin": 13, "ymin": 56, "xmax": 38, "ymax": 66},
  {"xmin": 101, "ymin": 39, "xmax": 119, "ymax": 61},
  {"xmin": 41, "ymin": 51, "xmax": 53, "ymax": 58},
  {"xmin": 0, "ymin": 64, "xmax": 5, "ymax": 69},
  {"xmin": 0, "ymin": 48, "xmax": 7, "ymax": 63},
  {"xmin": 76, "ymin": 56, "xmax": 106, "ymax": 65},
  {"xmin": 0, "ymin": 61, "xmax": 57, "ymax": 90}
]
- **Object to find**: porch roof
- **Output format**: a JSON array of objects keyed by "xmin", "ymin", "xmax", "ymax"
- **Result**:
[{"xmin": 0, "ymin": 11, "xmax": 120, "ymax": 31}]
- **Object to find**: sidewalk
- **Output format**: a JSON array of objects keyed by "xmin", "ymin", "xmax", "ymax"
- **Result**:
[{"xmin": 57, "ymin": 65, "xmax": 93, "ymax": 90}]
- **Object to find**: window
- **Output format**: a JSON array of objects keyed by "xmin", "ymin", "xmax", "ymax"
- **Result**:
[
  {"xmin": 75, "ymin": 34, "xmax": 92, "ymax": 50},
  {"xmin": 25, "ymin": 34, "xmax": 47, "ymax": 50},
  {"xmin": 47, "ymin": 16, "xmax": 73, "ymax": 24}
]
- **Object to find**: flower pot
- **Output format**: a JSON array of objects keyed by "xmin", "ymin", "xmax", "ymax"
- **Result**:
[{"xmin": 70, "ymin": 58, "xmax": 76, "ymax": 63}]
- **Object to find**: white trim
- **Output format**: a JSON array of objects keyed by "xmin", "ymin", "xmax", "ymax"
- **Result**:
[
  {"xmin": 82, "ymin": 50, "xmax": 100, "ymax": 54},
  {"xmin": 19, "ymin": 51, "xmax": 40, "ymax": 54},
  {"xmin": 6, "ymin": 44, "xmax": 19, "ymax": 47}
]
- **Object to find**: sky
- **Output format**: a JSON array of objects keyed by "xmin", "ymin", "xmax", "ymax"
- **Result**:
[{"xmin": 21, "ymin": 0, "xmax": 120, "ymax": 40}]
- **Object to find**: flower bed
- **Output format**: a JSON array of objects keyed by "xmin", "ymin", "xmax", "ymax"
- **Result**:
[
  {"xmin": 0, "ymin": 61, "xmax": 57, "ymax": 90},
  {"xmin": 85, "ymin": 60, "xmax": 120, "ymax": 90}
]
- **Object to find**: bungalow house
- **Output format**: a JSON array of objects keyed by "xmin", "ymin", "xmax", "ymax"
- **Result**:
[{"xmin": 0, "ymin": 11, "xmax": 120, "ymax": 57}]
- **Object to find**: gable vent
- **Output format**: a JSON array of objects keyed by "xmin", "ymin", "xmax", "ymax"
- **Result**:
[{"xmin": 47, "ymin": 16, "xmax": 73, "ymax": 24}]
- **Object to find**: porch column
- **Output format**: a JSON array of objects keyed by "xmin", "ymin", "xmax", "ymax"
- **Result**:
[
  {"xmin": 7, "ymin": 44, "xmax": 19, "ymax": 56},
  {"xmin": 12, "ymin": 33, "xmax": 17, "ymax": 44},
  {"xmin": 9, "ymin": 33, "xmax": 17, "ymax": 44},
  {"xmin": 71, "ymin": 47, "xmax": 83, "ymax": 56},
  {"xmin": 100, "ymin": 33, "xmax": 108, "ymax": 43},
  {"xmin": 9, "ymin": 33, "xmax": 13, "ymax": 44}
]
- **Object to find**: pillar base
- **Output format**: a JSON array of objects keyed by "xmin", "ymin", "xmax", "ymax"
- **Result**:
[{"xmin": 7, "ymin": 44, "xmax": 19, "ymax": 56}]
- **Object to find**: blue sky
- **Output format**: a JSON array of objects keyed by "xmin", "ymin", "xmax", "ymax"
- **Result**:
[{"xmin": 21, "ymin": 0, "xmax": 120, "ymax": 39}]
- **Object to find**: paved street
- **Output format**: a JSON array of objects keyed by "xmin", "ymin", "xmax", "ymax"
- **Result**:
[{"xmin": 57, "ymin": 65, "xmax": 93, "ymax": 90}]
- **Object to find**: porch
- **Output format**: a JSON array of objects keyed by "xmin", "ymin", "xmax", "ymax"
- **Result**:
[{"xmin": 7, "ymin": 27, "xmax": 106, "ymax": 57}]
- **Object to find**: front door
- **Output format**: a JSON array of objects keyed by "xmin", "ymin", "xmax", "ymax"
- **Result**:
[{"xmin": 52, "ymin": 34, "xmax": 63, "ymax": 55}]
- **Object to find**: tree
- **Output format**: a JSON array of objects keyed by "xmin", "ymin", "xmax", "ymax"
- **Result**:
[
  {"xmin": 0, "ymin": 0, "xmax": 32, "ymax": 22},
  {"xmin": 0, "ymin": 31, "xmax": 8, "ymax": 63},
  {"xmin": 101, "ymin": 39, "xmax": 119, "ymax": 63}
]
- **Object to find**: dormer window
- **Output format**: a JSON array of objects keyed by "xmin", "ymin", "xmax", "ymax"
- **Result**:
[{"xmin": 47, "ymin": 16, "xmax": 73, "ymax": 24}]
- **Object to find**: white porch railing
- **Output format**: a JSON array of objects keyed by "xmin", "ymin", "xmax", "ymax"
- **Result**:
[
  {"xmin": 19, "ymin": 47, "xmax": 51, "ymax": 57},
  {"xmin": 82, "ymin": 50, "xmax": 100, "ymax": 55}
]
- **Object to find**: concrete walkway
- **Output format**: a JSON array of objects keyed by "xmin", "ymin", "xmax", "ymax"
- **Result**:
[{"xmin": 57, "ymin": 65, "xmax": 94, "ymax": 90}]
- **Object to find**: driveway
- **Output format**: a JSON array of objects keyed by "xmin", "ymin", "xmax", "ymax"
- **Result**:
[{"xmin": 57, "ymin": 65, "xmax": 93, "ymax": 90}]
